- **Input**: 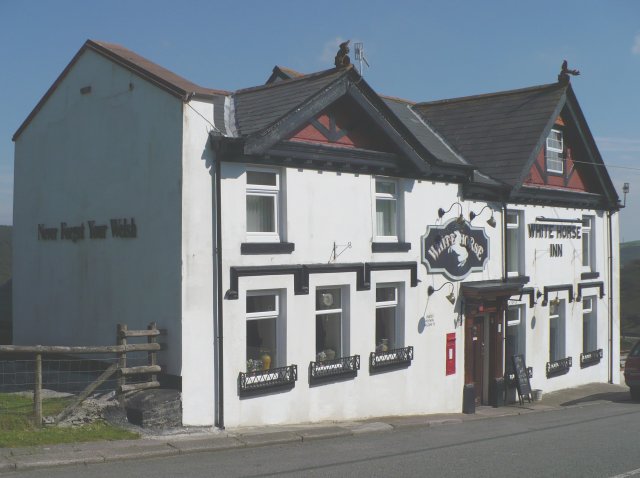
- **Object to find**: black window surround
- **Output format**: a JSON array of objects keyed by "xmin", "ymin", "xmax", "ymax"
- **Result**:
[
  {"xmin": 238, "ymin": 364, "xmax": 297, "ymax": 397},
  {"xmin": 546, "ymin": 357, "xmax": 572, "ymax": 377},
  {"xmin": 575, "ymin": 281, "xmax": 605, "ymax": 301},
  {"xmin": 309, "ymin": 355, "xmax": 360, "ymax": 384},
  {"xmin": 542, "ymin": 284, "xmax": 574, "ymax": 306},
  {"xmin": 580, "ymin": 271, "xmax": 600, "ymax": 280},
  {"xmin": 371, "ymin": 242, "xmax": 411, "ymax": 253},
  {"xmin": 369, "ymin": 346, "xmax": 414, "ymax": 372},
  {"xmin": 580, "ymin": 349, "xmax": 603, "ymax": 368},
  {"xmin": 241, "ymin": 242, "xmax": 295, "ymax": 255},
  {"xmin": 225, "ymin": 261, "xmax": 419, "ymax": 300}
]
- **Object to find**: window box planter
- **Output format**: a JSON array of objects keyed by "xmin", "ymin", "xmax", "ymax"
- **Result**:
[
  {"xmin": 309, "ymin": 355, "xmax": 360, "ymax": 383},
  {"xmin": 546, "ymin": 357, "xmax": 572, "ymax": 377},
  {"xmin": 238, "ymin": 365, "xmax": 297, "ymax": 396},
  {"xmin": 369, "ymin": 346, "xmax": 413, "ymax": 372},
  {"xmin": 580, "ymin": 349, "xmax": 603, "ymax": 368}
]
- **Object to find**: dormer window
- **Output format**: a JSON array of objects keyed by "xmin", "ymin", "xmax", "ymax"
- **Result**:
[{"xmin": 546, "ymin": 129, "xmax": 564, "ymax": 174}]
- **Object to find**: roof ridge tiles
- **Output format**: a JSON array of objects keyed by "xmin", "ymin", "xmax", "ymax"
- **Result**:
[
  {"xmin": 87, "ymin": 39, "xmax": 232, "ymax": 97},
  {"xmin": 379, "ymin": 94, "xmax": 416, "ymax": 106},
  {"xmin": 235, "ymin": 66, "xmax": 351, "ymax": 95},
  {"xmin": 415, "ymin": 82, "xmax": 564, "ymax": 107}
]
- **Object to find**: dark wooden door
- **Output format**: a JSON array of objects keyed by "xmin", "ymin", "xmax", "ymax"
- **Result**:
[{"xmin": 466, "ymin": 315, "xmax": 485, "ymax": 405}]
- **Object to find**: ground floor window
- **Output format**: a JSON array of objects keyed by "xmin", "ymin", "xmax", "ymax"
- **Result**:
[
  {"xmin": 549, "ymin": 300, "xmax": 566, "ymax": 362},
  {"xmin": 315, "ymin": 287, "xmax": 347, "ymax": 361},
  {"xmin": 582, "ymin": 296, "xmax": 597, "ymax": 352},
  {"xmin": 375, "ymin": 284, "xmax": 403, "ymax": 351},
  {"xmin": 246, "ymin": 291, "xmax": 283, "ymax": 372},
  {"xmin": 505, "ymin": 304, "xmax": 526, "ymax": 373}
]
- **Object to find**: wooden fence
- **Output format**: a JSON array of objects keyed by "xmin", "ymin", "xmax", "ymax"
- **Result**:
[{"xmin": 0, "ymin": 322, "xmax": 163, "ymax": 427}]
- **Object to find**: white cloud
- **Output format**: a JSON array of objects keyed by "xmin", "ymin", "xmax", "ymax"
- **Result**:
[
  {"xmin": 633, "ymin": 33, "xmax": 640, "ymax": 55},
  {"xmin": 319, "ymin": 36, "xmax": 346, "ymax": 65}
]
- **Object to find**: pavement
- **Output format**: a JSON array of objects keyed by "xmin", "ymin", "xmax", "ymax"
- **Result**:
[{"xmin": 0, "ymin": 381, "xmax": 634, "ymax": 474}]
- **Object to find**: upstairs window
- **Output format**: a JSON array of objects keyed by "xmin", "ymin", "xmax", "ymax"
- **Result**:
[
  {"xmin": 506, "ymin": 210, "xmax": 523, "ymax": 276},
  {"xmin": 582, "ymin": 215, "xmax": 595, "ymax": 271},
  {"xmin": 246, "ymin": 169, "xmax": 281, "ymax": 242},
  {"xmin": 375, "ymin": 179, "xmax": 399, "ymax": 241},
  {"xmin": 546, "ymin": 129, "xmax": 564, "ymax": 174}
]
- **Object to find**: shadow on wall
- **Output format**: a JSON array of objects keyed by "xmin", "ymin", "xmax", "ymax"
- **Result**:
[{"xmin": 0, "ymin": 279, "xmax": 11, "ymax": 344}]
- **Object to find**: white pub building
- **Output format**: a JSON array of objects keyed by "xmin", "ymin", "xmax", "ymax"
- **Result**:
[{"xmin": 12, "ymin": 40, "xmax": 621, "ymax": 427}]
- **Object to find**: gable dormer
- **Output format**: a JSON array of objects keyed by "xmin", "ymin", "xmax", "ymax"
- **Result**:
[
  {"xmin": 524, "ymin": 113, "xmax": 604, "ymax": 195},
  {"xmin": 287, "ymin": 97, "xmax": 396, "ymax": 153}
]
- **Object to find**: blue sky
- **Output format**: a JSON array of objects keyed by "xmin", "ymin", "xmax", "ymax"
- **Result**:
[{"xmin": 1, "ymin": 1, "xmax": 639, "ymax": 239}]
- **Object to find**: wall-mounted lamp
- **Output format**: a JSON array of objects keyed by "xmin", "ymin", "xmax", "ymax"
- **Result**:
[
  {"xmin": 623, "ymin": 182, "xmax": 630, "ymax": 207},
  {"xmin": 428, "ymin": 282, "xmax": 456, "ymax": 305},
  {"xmin": 469, "ymin": 205, "xmax": 496, "ymax": 228},
  {"xmin": 438, "ymin": 202, "xmax": 465, "ymax": 225},
  {"xmin": 549, "ymin": 294, "xmax": 561, "ymax": 307}
]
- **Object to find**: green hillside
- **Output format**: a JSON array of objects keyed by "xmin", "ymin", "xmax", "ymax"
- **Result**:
[
  {"xmin": 621, "ymin": 258, "xmax": 640, "ymax": 336},
  {"xmin": 621, "ymin": 240, "xmax": 640, "ymax": 265},
  {"xmin": 0, "ymin": 226, "xmax": 10, "ymax": 285}
]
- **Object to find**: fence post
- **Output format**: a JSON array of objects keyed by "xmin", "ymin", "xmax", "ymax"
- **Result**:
[
  {"xmin": 34, "ymin": 353, "xmax": 42, "ymax": 427},
  {"xmin": 148, "ymin": 322, "xmax": 158, "ymax": 384},
  {"xmin": 117, "ymin": 324, "xmax": 127, "ymax": 398}
]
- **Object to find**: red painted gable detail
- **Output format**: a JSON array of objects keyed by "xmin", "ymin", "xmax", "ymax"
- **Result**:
[
  {"xmin": 524, "ymin": 120, "xmax": 596, "ymax": 193},
  {"xmin": 288, "ymin": 101, "xmax": 394, "ymax": 152}
]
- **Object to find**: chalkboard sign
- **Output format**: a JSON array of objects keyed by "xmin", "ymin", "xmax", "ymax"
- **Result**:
[{"xmin": 511, "ymin": 354, "xmax": 532, "ymax": 404}]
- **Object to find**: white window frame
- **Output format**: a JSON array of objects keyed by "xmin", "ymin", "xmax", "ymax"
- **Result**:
[
  {"xmin": 375, "ymin": 283, "xmax": 404, "ymax": 350},
  {"xmin": 315, "ymin": 286, "xmax": 349, "ymax": 360},
  {"xmin": 246, "ymin": 290, "xmax": 285, "ymax": 370},
  {"xmin": 546, "ymin": 129, "xmax": 564, "ymax": 174},
  {"xmin": 582, "ymin": 215, "xmax": 595, "ymax": 271},
  {"xmin": 506, "ymin": 304, "xmax": 527, "ymax": 372},
  {"xmin": 374, "ymin": 178, "xmax": 401, "ymax": 243},
  {"xmin": 582, "ymin": 296, "xmax": 598, "ymax": 353},
  {"xmin": 506, "ymin": 210, "xmax": 523, "ymax": 276},
  {"xmin": 549, "ymin": 299, "xmax": 566, "ymax": 362},
  {"xmin": 245, "ymin": 168, "xmax": 281, "ymax": 243}
]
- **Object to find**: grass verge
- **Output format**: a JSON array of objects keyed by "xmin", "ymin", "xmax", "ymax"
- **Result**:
[{"xmin": 0, "ymin": 393, "xmax": 139, "ymax": 447}]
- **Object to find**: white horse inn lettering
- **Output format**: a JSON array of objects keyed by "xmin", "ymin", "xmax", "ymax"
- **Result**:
[
  {"xmin": 37, "ymin": 218, "xmax": 137, "ymax": 241},
  {"xmin": 527, "ymin": 223, "xmax": 581, "ymax": 239}
]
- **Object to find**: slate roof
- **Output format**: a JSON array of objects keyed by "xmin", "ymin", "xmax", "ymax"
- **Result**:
[
  {"xmin": 382, "ymin": 97, "xmax": 468, "ymax": 167},
  {"xmin": 413, "ymin": 83, "xmax": 567, "ymax": 185},
  {"xmin": 233, "ymin": 67, "xmax": 349, "ymax": 136}
]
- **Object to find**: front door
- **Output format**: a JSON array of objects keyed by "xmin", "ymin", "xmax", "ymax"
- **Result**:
[{"xmin": 466, "ymin": 315, "xmax": 485, "ymax": 405}]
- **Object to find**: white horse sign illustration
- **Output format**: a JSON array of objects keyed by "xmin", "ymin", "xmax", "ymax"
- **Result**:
[{"xmin": 421, "ymin": 218, "xmax": 490, "ymax": 281}]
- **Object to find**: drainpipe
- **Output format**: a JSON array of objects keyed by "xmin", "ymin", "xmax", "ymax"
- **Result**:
[
  {"xmin": 607, "ymin": 210, "xmax": 613, "ymax": 384},
  {"xmin": 214, "ymin": 149, "xmax": 225, "ymax": 428},
  {"xmin": 502, "ymin": 203, "xmax": 508, "ymax": 282}
]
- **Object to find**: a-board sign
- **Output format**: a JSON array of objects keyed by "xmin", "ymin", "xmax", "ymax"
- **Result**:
[{"xmin": 511, "ymin": 354, "xmax": 532, "ymax": 398}]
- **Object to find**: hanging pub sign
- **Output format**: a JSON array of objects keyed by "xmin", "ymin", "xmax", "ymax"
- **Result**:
[{"xmin": 421, "ymin": 218, "xmax": 489, "ymax": 281}]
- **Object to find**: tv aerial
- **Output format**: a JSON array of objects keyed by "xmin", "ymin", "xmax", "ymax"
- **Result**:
[{"xmin": 353, "ymin": 42, "xmax": 370, "ymax": 76}]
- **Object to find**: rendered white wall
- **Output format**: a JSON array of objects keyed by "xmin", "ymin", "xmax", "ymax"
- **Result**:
[
  {"xmin": 13, "ymin": 49, "xmax": 184, "ymax": 374},
  {"xmin": 215, "ymin": 163, "xmax": 619, "ymax": 427},
  {"xmin": 180, "ymin": 100, "xmax": 216, "ymax": 425}
]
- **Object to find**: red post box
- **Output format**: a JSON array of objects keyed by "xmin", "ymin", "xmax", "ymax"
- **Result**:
[{"xmin": 446, "ymin": 333, "xmax": 456, "ymax": 375}]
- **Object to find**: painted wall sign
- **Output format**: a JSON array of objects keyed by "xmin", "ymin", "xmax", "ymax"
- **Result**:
[
  {"xmin": 421, "ymin": 218, "xmax": 490, "ymax": 281},
  {"xmin": 527, "ymin": 223, "xmax": 581, "ymax": 240},
  {"xmin": 37, "ymin": 218, "xmax": 137, "ymax": 242}
]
